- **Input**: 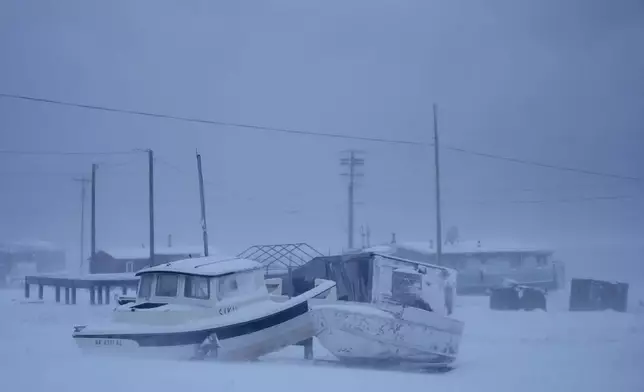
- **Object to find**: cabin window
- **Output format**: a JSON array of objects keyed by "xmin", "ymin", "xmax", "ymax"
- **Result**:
[
  {"xmin": 486, "ymin": 255, "xmax": 505, "ymax": 265},
  {"xmin": 522, "ymin": 254, "xmax": 537, "ymax": 267},
  {"xmin": 184, "ymin": 275, "xmax": 210, "ymax": 299},
  {"xmin": 217, "ymin": 274, "xmax": 239, "ymax": 299},
  {"xmin": 125, "ymin": 261, "xmax": 134, "ymax": 273},
  {"xmin": 138, "ymin": 274, "xmax": 153, "ymax": 299},
  {"xmin": 536, "ymin": 255, "xmax": 548, "ymax": 267},
  {"xmin": 155, "ymin": 274, "xmax": 179, "ymax": 297}
]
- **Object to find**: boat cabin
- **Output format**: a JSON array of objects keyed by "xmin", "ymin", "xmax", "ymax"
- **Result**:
[
  {"xmin": 130, "ymin": 256, "xmax": 268, "ymax": 310},
  {"xmin": 278, "ymin": 252, "xmax": 457, "ymax": 316}
]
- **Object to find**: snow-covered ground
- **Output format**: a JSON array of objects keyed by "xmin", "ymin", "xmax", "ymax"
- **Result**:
[{"xmin": 1, "ymin": 286, "xmax": 643, "ymax": 392}]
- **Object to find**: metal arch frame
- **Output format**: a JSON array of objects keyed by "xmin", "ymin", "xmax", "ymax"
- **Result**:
[{"xmin": 236, "ymin": 243, "xmax": 324, "ymax": 271}]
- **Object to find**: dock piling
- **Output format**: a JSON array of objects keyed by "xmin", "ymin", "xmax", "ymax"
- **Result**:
[{"xmin": 23, "ymin": 274, "xmax": 138, "ymax": 305}]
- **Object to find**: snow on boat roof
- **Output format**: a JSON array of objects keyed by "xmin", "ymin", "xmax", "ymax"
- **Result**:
[
  {"xmin": 136, "ymin": 256, "xmax": 262, "ymax": 277},
  {"xmin": 364, "ymin": 240, "xmax": 553, "ymax": 255}
]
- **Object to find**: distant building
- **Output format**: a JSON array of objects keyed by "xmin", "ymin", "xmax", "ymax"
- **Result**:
[
  {"xmin": 360, "ymin": 240, "xmax": 565, "ymax": 294},
  {"xmin": 0, "ymin": 241, "xmax": 66, "ymax": 286},
  {"xmin": 89, "ymin": 246, "xmax": 216, "ymax": 274}
]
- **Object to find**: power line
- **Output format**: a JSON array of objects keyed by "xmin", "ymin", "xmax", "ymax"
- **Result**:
[
  {"xmin": 154, "ymin": 157, "xmax": 187, "ymax": 175},
  {"xmin": 0, "ymin": 148, "xmax": 140, "ymax": 156},
  {"xmin": 443, "ymin": 145, "xmax": 642, "ymax": 182},
  {"xmin": 0, "ymin": 93, "xmax": 422, "ymax": 146},
  {"xmin": 458, "ymin": 194, "xmax": 641, "ymax": 206},
  {"xmin": 1, "ymin": 92, "xmax": 641, "ymax": 182},
  {"xmin": 0, "ymin": 170, "xmax": 83, "ymax": 177}
]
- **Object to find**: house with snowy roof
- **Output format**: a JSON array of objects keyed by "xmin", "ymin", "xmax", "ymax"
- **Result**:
[
  {"xmin": 362, "ymin": 239, "xmax": 564, "ymax": 294},
  {"xmin": 89, "ymin": 245, "xmax": 217, "ymax": 274}
]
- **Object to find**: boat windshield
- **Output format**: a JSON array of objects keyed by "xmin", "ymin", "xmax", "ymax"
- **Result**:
[
  {"xmin": 138, "ymin": 274, "xmax": 154, "ymax": 299},
  {"xmin": 184, "ymin": 275, "xmax": 210, "ymax": 299}
]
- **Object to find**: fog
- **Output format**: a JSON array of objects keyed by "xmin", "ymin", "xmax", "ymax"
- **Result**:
[{"xmin": 1, "ymin": 0, "xmax": 643, "ymax": 265}]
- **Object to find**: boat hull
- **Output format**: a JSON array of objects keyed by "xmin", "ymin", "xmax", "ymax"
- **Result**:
[
  {"xmin": 73, "ymin": 279, "xmax": 336, "ymax": 361},
  {"xmin": 311, "ymin": 303, "xmax": 464, "ymax": 365},
  {"xmin": 74, "ymin": 308, "xmax": 314, "ymax": 361}
]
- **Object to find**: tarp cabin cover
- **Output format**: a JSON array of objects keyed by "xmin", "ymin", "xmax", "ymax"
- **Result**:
[
  {"xmin": 274, "ymin": 252, "xmax": 455, "ymax": 314},
  {"xmin": 285, "ymin": 253, "xmax": 375, "ymax": 302}
]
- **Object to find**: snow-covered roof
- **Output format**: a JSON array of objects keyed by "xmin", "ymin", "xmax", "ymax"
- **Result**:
[
  {"xmin": 0, "ymin": 240, "xmax": 63, "ymax": 252},
  {"xmin": 364, "ymin": 240, "xmax": 553, "ymax": 256},
  {"xmin": 99, "ymin": 246, "xmax": 216, "ymax": 260},
  {"xmin": 136, "ymin": 256, "xmax": 262, "ymax": 277}
]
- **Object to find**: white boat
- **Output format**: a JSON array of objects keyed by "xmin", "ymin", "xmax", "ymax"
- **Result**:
[
  {"xmin": 72, "ymin": 255, "xmax": 335, "ymax": 361},
  {"xmin": 279, "ymin": 252, "xmax": 465, "ymax": 367},
  {"xmin": 312, "ymin": 302, "xmax": 463, "ymax": 366}
]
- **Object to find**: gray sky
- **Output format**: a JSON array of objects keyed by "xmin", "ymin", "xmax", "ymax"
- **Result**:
[{"xmin": 1, "ymin": 0, "xmax": 643, "ymax": 263}]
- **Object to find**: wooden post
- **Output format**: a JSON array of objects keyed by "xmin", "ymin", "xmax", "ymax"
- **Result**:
[
  {"xmin": 65, "ymin": 287, "xmax": 70, "ymax": 304},
  {"xmin": 122, "ymin": 286, "xmax": 127, "ymax": 295},
  {"xmin": 97, "ymin": 285, "xmax": 103, "ymax": 305},
  {"xmin": 90, "ymin": 286, "xmax": 96, "ymax": 305},
  {"xmin": 432, "ymin": 103, "xmax": 443, "ymax": 265},
  {"xmin": 91, "ymin": 163, "xmax": 97, "ymax": 261},
  {"xmin": 196, "ymin": 150, "xmax": 210, "ymax": 256},
  {"xmin": 105, "ymin": 286, "xmax": 110, "ymax": 304},
  {"xmin": 24, "ymin": 282, "xmax": 30, "ymax": 298},
  {"xmin": 38, "ymin": 284, "xmax": 44, "ymax": 300},
  {"xmin": 71, "ymin": 286, "xmax": 77, "ymax": 305},
  {"xmin": 55, "ymin": 286, "xmax": 61, "ymax": 303},
  {"xmin": 148, "ymin": 149, "xmax": 155, "ymax": 266},
  {"xmin": 303, "ymin": 338, "xmax": 314, "ymax": 360}
]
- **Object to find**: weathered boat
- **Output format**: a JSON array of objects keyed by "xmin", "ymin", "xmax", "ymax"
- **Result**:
[{"xmin": 278, "ymin": 252, "xmax": 464, "ymax": 367}]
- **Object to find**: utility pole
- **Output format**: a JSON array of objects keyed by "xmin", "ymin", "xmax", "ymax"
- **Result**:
[
  {"xmin": 196, "ymin": 150, "xmax": 209, "ymax": 257},
  {"xmin": 340, "ymin": 150, "xmax": 365, "ymax": 250},
  {"xmin": 73, "ymin": 176, "xmax": 90, "ymax": 274},
  {"xmin": 148, "ymin": 149, "xmax": 155, "ymax": 266},
  {"xmin": 90, "ymin": 163, "xmax": 97, "ymax": 262},
  {"xmin": 433, "ymin": 103, "xmax": 443, "ymax": 265}
]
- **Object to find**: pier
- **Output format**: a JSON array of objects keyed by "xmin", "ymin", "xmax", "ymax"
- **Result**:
[{"xmin": 24, "ymin": 273, "xmax": 139, "ymax": 305}]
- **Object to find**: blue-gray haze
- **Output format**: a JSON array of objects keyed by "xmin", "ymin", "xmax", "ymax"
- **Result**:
[{"xmin": 1, "ymin": 0, "xmax": 642, "ymax": 275}]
